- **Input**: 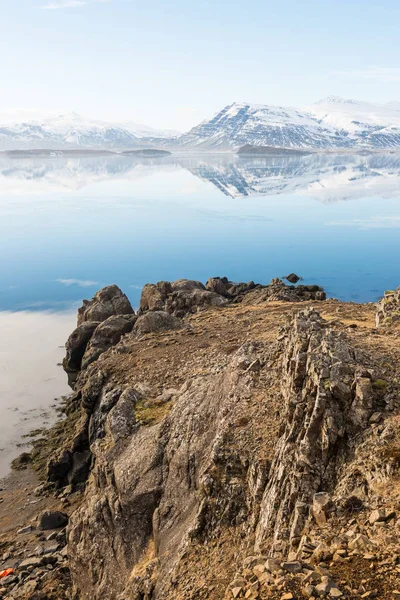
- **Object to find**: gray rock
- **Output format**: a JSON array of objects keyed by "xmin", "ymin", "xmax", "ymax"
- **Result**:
[
  {"xmin": 63, "ymin": 321, "xmax": 100, "ymax": 375},
  {"xmin": 139, "ymin": 281, "xmax": 172, "ymax": 312},
  {"xmin": 134, "ymin": 311, "xmax": 183, "ymax": 336},
  {"xmin": 285, "ymin": 273, "xmax": 301, "ymax": 284},
  {"xmin": 81, "ymin": 315, "xmax": 135, "ymax": 370},
  {"xmin": 17, "ymin": 525, "xmax": 34, "ymax": 535},
  {"xmin": 77, "ymin": 285, "xmax": 134, "ymax": 326},
  {"xmin": 38, "ymin": 511, "xmax": 68, "ymax": 530}
]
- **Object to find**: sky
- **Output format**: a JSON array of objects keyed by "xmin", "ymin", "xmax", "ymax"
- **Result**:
[{"xmin": 1, "ymin": 0, "xmax": 400, "ymax": 131}]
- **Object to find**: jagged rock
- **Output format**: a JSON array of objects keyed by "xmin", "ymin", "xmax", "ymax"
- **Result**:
[
  {"xmin": 241, "ymin": 279, "xmax": 326, "ymax": 304},
  {"xmin": 255, "ymin": 308, "xmax": 375, "ymax": 555},
  {"xmin": 376, "ymin": 287, "xmax": 400, "ymax": 328},
  {"xmin": 313, "ymin": 492, "xmax": 332, "ymax": 526},
  {"xmin": 139, "ymin": 278, "xmax": 229, "ymax": 318},
  {"xmin": 63, "ymin": 321, "xmax": 100, "ymax": 376},
  {"xmin": 134, "ymin": 311, "xmax": 183, "ymax": 336},
  {"xmin": 206, "ymin": 276, "xmax": 231, "ymax": 296},
  {"xmin": 38, "ymin": 511, "xmax": 69, "ymax": 530},
  {"xmin": 348, "ymin": 534, "xmax": 376, "ymax": 552},
  {"xmin": 140, "ymin": 281, "xmax": 172, "ymax": 312},
  {"xmin": 77, "ymin": 285, "xmax": 134, "ymax": 325},
  {"xmin": 81, "ymin": 315, "xmax": 136, "ymax": 370},
  {"xmin": 165, "ymin": 288, "xmax": 228, "ymax": 317}
]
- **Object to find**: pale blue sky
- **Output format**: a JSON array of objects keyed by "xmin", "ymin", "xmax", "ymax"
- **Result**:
[{"xmin": 2, "ymin": 0, "xmax": 400, "ymax": 130}]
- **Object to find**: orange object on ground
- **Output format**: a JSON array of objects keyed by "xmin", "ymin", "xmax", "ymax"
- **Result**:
[{"xmin": 0, "ymin": 568, "xmax": 13, "ymax": 579}]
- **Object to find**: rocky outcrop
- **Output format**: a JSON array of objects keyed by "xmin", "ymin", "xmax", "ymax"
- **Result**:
[
  {"xmin": 376, "ymin": 287, "xmax": 400, "ymax": 328},
  {"xmin": 59, "ymin": 299, "xmax": 389, "ymax": 600},
  {"xmin": 77, "ymin": 284, "xmax": 134, "ymax": 325},
  {"xmin": 140, "ymin": 278, "xmax": 228, "ymax": 317},
  {"xmin": 64, "ymin": 287, "xmax": 136, "ymax": 385},
  {"xmin": 81, "ymin": 314, "xmax": 136, "ymax": 370},
  {"xmin": 242, "ymin": 278, "xmax": 326, "ymax": 303},
  {"xmin": 255, "ymin": 309, "xmax": 377, "ymax": 555},
  {"xmin": 139, "ymin": 277, "xmax": 326, "ymax": 318}
]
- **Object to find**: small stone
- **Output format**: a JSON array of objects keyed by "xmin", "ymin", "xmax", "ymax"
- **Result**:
[
  {"xmin": 282, "ymin": 560, "xmax": 302, "ymax": 574},
  {"xmin": 17, "ymin": 525, "xmax": 34, "ymax": 535},
  {"xmin": 265, "ymin": 558, "xmax": 281, "ymax": 573},
  {"xmin": 281, "ymin": 594, "xmax": 294, "ymax": 600},
  {"xmin": 232, "ymin": 588, "xmax": 242, "ymax": 598},
  {"xmin": 329, "ymin": 588, "xmax": 343, "ymax": 598},
  {"xmin": 369, "ymin": 509, "xmax": 386, "ymax": 525},
  {"xmin": 348, "ymin": 534, "xmax": 376, "ymax": 552},
  {"xmin": 369, "ymin": 412, "xmax": 383, "ymax": 424}
]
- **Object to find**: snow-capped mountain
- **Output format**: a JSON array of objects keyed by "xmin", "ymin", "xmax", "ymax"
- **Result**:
[
  {"xmin": 309, "ymin": 96, "xmax": 400, "ymax": 148},
  {"xmin": 173, "ymin": 98, "xmax": 400, "ymax": 150},
  {"xmin": 174, "ymin": 102, "xmax": 348, "ymax": 150},
  {"xmin": 0, "ymin": 112, "xmax": 140, "ymax": 151},
  {"xmin": 0, "ymin": 111, "xmax": 179, "ymax": 151}
]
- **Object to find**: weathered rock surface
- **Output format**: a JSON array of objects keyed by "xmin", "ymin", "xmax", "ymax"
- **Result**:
[
  {"xmin": 242, "ymin": 278, "xmax": 326, "ymax": 304},
  {"xmin": 255, "ymin": 309, "xmax": 376, "ymax": 554},
  {"xmin": 81, "ymin": 314, "xmax": 136, "ymax": 369},
  {"xmin": 77, "ymin": 284, "xmax": 134, "ymax": 325},
  {"xmin": 376, "ymin": 287, "xmax": 400, "ymax": 328},
  {"xmin": 133, "ymin": 311, "xmax": 183, "ymax": 336},
  {"xmin": 63, "ymin": 321, "xmax": 100, "ymax": 378}
]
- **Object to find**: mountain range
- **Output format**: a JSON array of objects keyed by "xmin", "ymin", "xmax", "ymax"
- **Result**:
[{"xmin": 2, "ymin": 97, "xmax": 400, "ymax": 151}]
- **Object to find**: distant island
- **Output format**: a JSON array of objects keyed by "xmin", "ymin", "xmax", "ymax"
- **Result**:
[
  {"xmin": 237, "ymin": 144, "xmax": 311, "ymax": 156},
  {"xmin": 121, "ymin": 149, "xmax": 171, "ymax": 157},
  {"xmin": 0, "ymin": 148, "xmax": 172, "ymax": 159}
]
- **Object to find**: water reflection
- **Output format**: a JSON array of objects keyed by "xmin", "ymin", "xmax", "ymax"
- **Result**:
[{"xmin": 1, "ymin": 152, "xmax": 400, "ymax": 202}]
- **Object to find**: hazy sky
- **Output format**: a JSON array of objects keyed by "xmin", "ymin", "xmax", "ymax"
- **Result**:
[{"xmin": 2, "ymin": 0, "xmax": 400, "ymax": 130}]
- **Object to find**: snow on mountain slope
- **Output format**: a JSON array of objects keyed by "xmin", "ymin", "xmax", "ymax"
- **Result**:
[
  {"xmin": 122, "ymin": 122, "xmax": 181, "ymax": 139},
  {"xmin": 310, "ymin": 96, "xmax": 400, "ymax": 147},
  {"xmin": 175, "ymin": 102, "xmax": 350, "ymax": 150}
]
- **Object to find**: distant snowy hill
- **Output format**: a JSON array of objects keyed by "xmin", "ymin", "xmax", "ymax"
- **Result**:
[
  {"xmin": 0, "ymin": 111, "xmax": 179, "ymax": 151},
  {"xmin": 309, "ymin": 96, "xmax": 400, "ymax": 148},
  {"xmin": 173, "ymin": 98, "xmax": 400, "ymax": 150}
]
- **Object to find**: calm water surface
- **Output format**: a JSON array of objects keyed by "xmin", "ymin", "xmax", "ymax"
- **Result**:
[{"xmin": 0, "ymin": 152, "xmax": 400, "ymax": 473}]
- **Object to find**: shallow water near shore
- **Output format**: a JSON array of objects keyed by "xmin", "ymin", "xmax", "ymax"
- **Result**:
[
  {"xmin": 0, "ymin": 151, "xmax": 400, "ymax": 474},
  {"xmin": 0, "ymin": 310, "xmax": 74, "ymax": 477}
]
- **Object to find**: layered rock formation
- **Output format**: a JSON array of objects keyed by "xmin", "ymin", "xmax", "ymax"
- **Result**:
[
  {"xmin": 23, "ymin": 280, "xmax": 400, "ymax": 600},
  {"xmin": 376, "ymin": 287, "xmax": 400, "ymax": 328}
]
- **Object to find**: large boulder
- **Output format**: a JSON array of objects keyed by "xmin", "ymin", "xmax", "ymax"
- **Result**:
[
  {"xmin": 165, "ymin": 289, "xmax": 228, "ymax": 318},
  {"xmin": 140, "ymin": 281, "xmax": 172, "ymax": 312},
  {"xmin": 63, "ymin": 321, "xmax": 100, "ymax": 376},
  {"xmin": 81, "ymin": 315, "xmax": 136, "ymax": 370},
  {"xmin": 134, "ymin": 311, "xmax": 183, "ymax": 336},
  {"xmin": 171, "ymin": 279, "xmax": 206, "ymax": 292},
  {"xmin": 77, "ymin": 285, "xmax": 134, "ymax": 325}
]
